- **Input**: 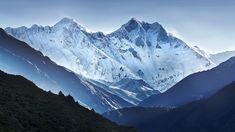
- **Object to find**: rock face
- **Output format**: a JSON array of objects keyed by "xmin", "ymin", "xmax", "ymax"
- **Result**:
[{"xmin": 5, "ymin": 18, "xmax": 213, "ymax": 105}]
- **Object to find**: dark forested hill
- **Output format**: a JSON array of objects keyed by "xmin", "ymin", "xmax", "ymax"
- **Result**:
[{"xmin": 0, "ymin": 70, "xmax": 136, "ymax": 132}]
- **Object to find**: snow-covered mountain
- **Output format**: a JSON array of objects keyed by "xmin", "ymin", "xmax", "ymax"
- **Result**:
[
  {"xmin": 210, "ymin": 50, "xmax": 235, "ymax": 65},
  {"xmin": 5, "ymin": 17, "xmax": 213, "ymax": 95},
  {"xmin": 105, "ymin": 19, "xmax": 214, "ymax": 92},
  {"xmin": 0, "ymin": 28, "xmax": 133, "ymax": 113}
]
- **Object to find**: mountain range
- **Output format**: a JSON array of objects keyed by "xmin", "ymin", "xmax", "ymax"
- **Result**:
[
  {"xmin": 5, "ymin": 18, "xmax": 214, "ymax": 105},
  {"xmin": 1, "ymin": 17, "xmax": 235, "ymax": 132}
]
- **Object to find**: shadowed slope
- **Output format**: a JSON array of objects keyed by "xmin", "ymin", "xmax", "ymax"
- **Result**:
[
  {"xmin": 0, "ymin": 70, "xmax": 136, "ymax": 132},
  {"xmin": 104, "ymin": 81, "xmax": 235, "ymax": 132}
]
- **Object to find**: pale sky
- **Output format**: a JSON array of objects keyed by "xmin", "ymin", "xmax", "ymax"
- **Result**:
[{"xmin": 0, "ymin": 0, "xmax": 235, "ymax": 53}]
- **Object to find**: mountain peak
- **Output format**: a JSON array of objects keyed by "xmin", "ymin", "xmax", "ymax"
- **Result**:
[
  {"xmin": 57, "ymin": 18, "xmax": 76, "ymax": 25},
  {"xmin": 123, "ymin": 18, "xmax": 142, "ymax": 32},
  {"xmin": 31, "ymin": 24, "xmax": 40, "ymax": 29},
  {"xmin": 129, "ymin": 17, "xmax": 140, "ymax": 23},
  {"xmin": 54, "ymin": 18, "xmax": 86, "ymax": 31},
  {"xmin": 54, "ymin": 18, "xmax": 75, "ymax": 27}
]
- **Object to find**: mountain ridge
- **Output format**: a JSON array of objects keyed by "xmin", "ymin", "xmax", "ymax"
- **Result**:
[
  {"xmin": 210, "ymin": 50, "xmax": 235, "ymax": 65},
  {"xmin": 103, "ymin": 80, "xmax": 235, "ymax": 132},
  {"xmin": 5, "ymin": 17, "xmax": 213, "ymax": 105},
  {"xmin": 0, "ymin": 69, "xmax": 136, "ymax": 132},
  {"xmin": 140, "ymin": 56, "xmax": 235, "ymax": 107}
]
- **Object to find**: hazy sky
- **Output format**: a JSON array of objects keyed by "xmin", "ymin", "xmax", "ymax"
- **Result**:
[{"xmin": 0, "ymin": 0, "xmax": 234, "ymax": 53}]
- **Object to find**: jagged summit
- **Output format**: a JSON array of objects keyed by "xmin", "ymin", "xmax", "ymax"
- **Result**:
[
  {"xmin": 5, "ymin": 17, "xmax": 213, "ymax": 95},
  {"xmin": 121, "ymin": 18, "xmax": 164, "ymax": 32},
  {"xmin": 123, "ymin": 18, "xmax": 142, "ymax": 32},
  {"xmin": 109, "ymin": 18, "xmax": 168, "ymax": 43}
]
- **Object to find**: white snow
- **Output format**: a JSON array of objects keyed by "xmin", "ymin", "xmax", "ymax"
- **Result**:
[{"xmin": 5, "ymin": 17, "xmax": 214, "ymax": 99}]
